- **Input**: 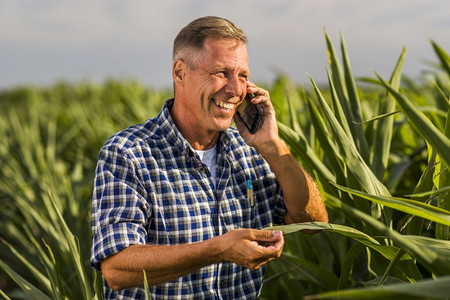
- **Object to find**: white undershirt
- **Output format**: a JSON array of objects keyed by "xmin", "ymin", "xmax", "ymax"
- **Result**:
[{"xmin": 194, "ymin": 145, "xmax": 217, "ymax": 187}]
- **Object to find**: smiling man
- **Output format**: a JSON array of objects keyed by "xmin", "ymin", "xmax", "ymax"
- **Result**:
[{"xmin": 90, "ymin": 16, "xmax": 328, "ymax": 299}]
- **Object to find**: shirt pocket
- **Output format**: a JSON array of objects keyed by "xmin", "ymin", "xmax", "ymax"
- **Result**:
[{"xmin": 220, "ymin": 180, "xmax": 256, "ymax": 229}]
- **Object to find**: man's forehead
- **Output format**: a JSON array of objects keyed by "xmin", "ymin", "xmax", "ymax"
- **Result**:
[{"xmin": 203, "ymin": 37, "xmax": 246, "ymax": 51}]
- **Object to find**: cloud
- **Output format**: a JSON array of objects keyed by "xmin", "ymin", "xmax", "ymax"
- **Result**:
[{"xmin": 1, "ymin": 0, "xmax": 450, "ymax": 89}]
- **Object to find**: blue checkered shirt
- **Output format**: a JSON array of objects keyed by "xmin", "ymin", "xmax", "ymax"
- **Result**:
[{"xmin": 90, "ymin": 99, "xmax": 286, "ymax": 299}]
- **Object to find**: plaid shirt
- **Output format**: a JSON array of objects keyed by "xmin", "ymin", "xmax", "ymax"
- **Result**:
[{"xmin": 90, "ymin": 99, "xmax": 286, "ymax": 299}]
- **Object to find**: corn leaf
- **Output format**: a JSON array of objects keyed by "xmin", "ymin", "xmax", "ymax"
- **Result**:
[
  {"xmin": 328, "ymin": 195, "xmax": 450, "ymax": 275},
  {"xmin": 278, "ymin": 122, "xmax": 335, "ymax": 183},
  {"xmin": 309, "ymin": 75, "xmax": 390, "ymax": 197},
  {"xmin": 374, "ymin": 72, "xmax": 450, "ymax": 167},
  {"xmin": 48, "ymin": 191, "xmax": 94, "ymax": 299},
  {"xmin": 401, "ymin": 235, "xmax": 450, "ymax": 255},
  {"xmin": 277, "ymin": 252, "xmax": 340, "ymax": 290},
  {"xmin": 305, "ymin": 95, "xmax": 346, "ymax": 183},
  {"xmin": 406, "ymin": 185, "xmax": 450, "ymax": 197},
  {"xmin": 264, "ymin": 222, "xmax": 379, "ymax": 245},
  {"xmin": 143, "ymin": 270, "xmax": 152, "ymax": 300},
  {"xmin": 0, "ymin": 290, "xmax": 11, "ymax": 300},
  {"xmin": 331, "ymin": 182, "xmax": 450, "ymax": 226},
  {"xmin": 435, "ymin": 86, "xmax": 450, "ymax": 240},
  {"xmin": 340, "ymin": 33, "xmax": 370, "ymax": 163},
  {"xmin": 305, "ymin": 275, "xmax": 450, "ymax": 299},
  {"xmin": 325, "ymin": 67, "xmax": 354, "ymax": 140},
  {"xmin": 324, "ymin": 31, "xmax": 351, "ymax": 132},
  {"xmin": 0, "ymin": 260, "xmax": 52, "ymax": 300},
  {"xmin": 406, "ymin": 149, "xmax": 436, "ymax": 235},
  {"xmin": 0, "ymin": 237, "xmax": 52, "ymax": 294},
  {"xmin": 431, "ymin": 40, "xmax": 450, "ymax": 77},
  {"xmin": 371, "ymin": 47, "xmax": 406, "ymax": 179},
  {"xmin": 338, "ymin": 243, "xmax": 366, "ymax": 289}
]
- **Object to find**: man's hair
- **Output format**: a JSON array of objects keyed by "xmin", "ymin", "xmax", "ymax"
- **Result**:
[{"xmin": 173, "ymin": 16, "xmax": 247, "ymax": 69}]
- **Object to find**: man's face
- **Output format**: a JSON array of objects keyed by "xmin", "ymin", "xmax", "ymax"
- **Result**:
[{"xmin": 181, "ymin": 38, "xmax": 249, "ymax": 134}]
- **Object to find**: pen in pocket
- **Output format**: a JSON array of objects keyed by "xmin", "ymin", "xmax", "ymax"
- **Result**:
[{"xmin": 246, "ymin": 180, "xmax": 254, "ymax": 207}]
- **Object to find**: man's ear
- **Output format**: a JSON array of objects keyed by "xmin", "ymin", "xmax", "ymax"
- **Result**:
[{"xmin": 172, "ymin": 59, "xmax": 186, "ymax": 84}]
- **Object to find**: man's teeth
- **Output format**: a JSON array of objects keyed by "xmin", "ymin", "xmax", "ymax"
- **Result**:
[{"xmin": 215, "ymin": 100, "xmax": 234, "ymax": 109}]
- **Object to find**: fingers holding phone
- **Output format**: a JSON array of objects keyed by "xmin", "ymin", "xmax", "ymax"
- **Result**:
[
  {"xmin": 235, "ymin": 81, "xmax": 272, "ymax": 135},
  {"xmin": 236, "ymin": 93, "xmax": 264, "ymax": 134},
  {"xmin": 235, "ymin": 81, "xmax": 279, "ymax": 141}
]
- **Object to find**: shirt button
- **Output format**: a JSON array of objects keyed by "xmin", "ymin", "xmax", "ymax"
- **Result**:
[
  {"xmin": 199, "ymin": 167, "xmax": 205, "ymax": 172},
  {"xmin": 221, "ymin": 281, "xmax": 227, "ymax": 288}
]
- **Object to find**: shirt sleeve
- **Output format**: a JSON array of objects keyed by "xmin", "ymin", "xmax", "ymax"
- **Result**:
[
  {"xmin": 250, "ymin": 147, "xmax": 287, "ymax": 227},
  {"xmin": 260, "ymin": 166, "xmax": 286, "ymax": 226},
  {"xmin": 266, "ymin": 179, "xmax": 286, "ymax": 225},
  {"xmin": 90, "ymin": 142, "xmax": 151, "ymax": 271}
]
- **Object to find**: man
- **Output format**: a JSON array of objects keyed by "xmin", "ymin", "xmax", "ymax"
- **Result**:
[{"xmin": 90, "ymin": 16, "xmax": 328, "ymax": 299}]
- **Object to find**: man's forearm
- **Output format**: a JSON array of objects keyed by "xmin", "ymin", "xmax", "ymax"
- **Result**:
[
  {"xmin": 101, "ymin": 238, "xmax": 221, "ymax": 290},
  {"xmin": 256, "ymin": 138, "xmax": 328, "ymax": 224},
  {"xmin": 100, "ymin": 228, "xmax": 284, "ymax": 291}
]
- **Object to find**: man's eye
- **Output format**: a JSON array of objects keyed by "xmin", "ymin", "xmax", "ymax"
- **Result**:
[
  {"xmin": 239, "ymin": 75, "xmax": 248, "ymax": 82},
  {"xmin": 215, "ymin": 71, "xmax": 226, "ymax": 78}
]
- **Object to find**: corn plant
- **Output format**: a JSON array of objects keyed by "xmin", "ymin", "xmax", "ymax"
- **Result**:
[
  {"xmin": 260, "ymin": 33, "xmax": 450, "ymax": 299},
  {"xmin": 0, "ymin": 81, "xmax": 171, "ymax": 298},
  {"xmin": 1, "ymin": 35, "xmax": 449, "ymax": 300}
]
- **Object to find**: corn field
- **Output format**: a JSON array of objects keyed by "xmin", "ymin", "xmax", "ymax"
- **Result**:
[{"xmin": 1, "ymin": 33, "xmax": 449, "ymax": 299}]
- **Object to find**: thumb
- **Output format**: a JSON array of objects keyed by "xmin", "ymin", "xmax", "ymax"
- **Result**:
[{"xmin": 253, "ymin": 230, "xmax": 283, "ymax": 242}]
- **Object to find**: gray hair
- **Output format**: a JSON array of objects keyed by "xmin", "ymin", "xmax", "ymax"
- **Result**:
[{"xmin": 173, "ymin": 16, "xmax": 247, "ymax": 69}]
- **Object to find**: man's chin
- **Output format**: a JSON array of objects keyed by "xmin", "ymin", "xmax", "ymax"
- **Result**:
[
  {"xmin": 215, "ymin": 126, "xmax": 230, "ymax": 132},
  {"xmin": 212, "ymin": 119, "xmax": 233, "ymax": 132}
]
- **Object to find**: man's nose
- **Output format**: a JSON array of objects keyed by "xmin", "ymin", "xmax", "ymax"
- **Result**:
[{"xmin": 224, "ymin": 75, "xmax": 244, "ymax": 98}]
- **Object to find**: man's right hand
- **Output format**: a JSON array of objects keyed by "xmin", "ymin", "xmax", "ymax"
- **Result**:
[
  {"xmin": 216, "ymin": 228, "xmax": 284, "ymax": 270},
  {"xmin": 101, "ymin": 228, "xmax": 283, "ymax": 290}
]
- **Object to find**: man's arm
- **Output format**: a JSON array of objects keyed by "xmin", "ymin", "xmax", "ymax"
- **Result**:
[
  {"xmin": 101, "ymin": 229, "xmax": 283, "ymax": 290},
  {"xmin": 236, "ymin": 82, "xmax": 328, "ymax": 225},
  {"xmin": 256, "ymin": 138, "xmax": 328, "ymax": 224}
]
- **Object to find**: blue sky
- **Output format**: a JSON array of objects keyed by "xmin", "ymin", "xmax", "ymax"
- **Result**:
[{"xmin": 1, "ymin": 0, "xmax": 449, "ymax": 90}]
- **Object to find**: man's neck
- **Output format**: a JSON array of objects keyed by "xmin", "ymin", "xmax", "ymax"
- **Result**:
[
  {"xmin": 187, "ymin": 132, "xmax": 219, "ymax": 151},
  {"xmin": 170, "ymin": 98, "xmax": 220, "ymax": 151}
]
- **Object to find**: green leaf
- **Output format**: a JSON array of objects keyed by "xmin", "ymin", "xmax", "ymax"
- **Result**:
[
  {"xmin": 325, "ymin": 68, "xmax": 354, "ymax": 140},
  {"xmin": 431, "ymin": 40, "xmax": 450, "ymax": 77},
  {"xmin": 143, "ymin": 270, "xmax": 152, "ymax": 300},
  {"xmin": 338, "ymin": 243, "xmax": 366, "ymax": 289},
  {"xmin": 0, "ymin": 260, "xmax": 52, "ymax": 300},
  {"xmin": 340, "ymin": 34, "xmax": 370, "ymax": 163},
  {"xmin": 0, "ymin": 290, "xmax": 11, "ymax": 300},
  {"xmin": 264, "ymin": 222, "xmax": 379, "ymax": 245},
  {"xmin": 405, "ymin": 184, "xmax": 450, "ymax": 198},
  {"xmin": 278, "ymin": 252, "xmax": 340, "ymax": 290},
  {"xmin": 278, "ymin": 122, "xmax": 335, "ymax": 183},
  {"xmin": 327, "ymin": 195, "xmax": 450, "ymax": 276},
  {"xmin": 379, "ymin": 249, "xmax": 406, "ymax": 286},
  {"xmin": 435, "ymin": 82, "xmax": 450, "ymax": 240},
  {"xmin": 0, "ymin": 237, "xmax": 52, "ymax": 293},
  {"xmin": 371, "ymin": 47, "xmax": 406, "ymax": 179},
  {"xmin": 94, "ymin": 270, "xmax": 104, "ymax": 300},
  {"xmin": 374, "ymin": 71, "xmax": 450, "ymax": 167},
  {"xmin": 401, "ymin": 235, "xmax": 450, "ymax": 254},
  {"xmin": 309, "ymin": 75, "xmax": 390, "ymax": 198},
  {"xmin": 406, "ymin": 149, "xmax": 437, "ymax": 235},
  {"xmin": 353, "ymin": 111, "xmax": 400, "ymax": 125},
  {"xmin": 331, "ymin": 182, "xmax": 450, "ymax": 226},
  {"xmin": 324, "ymin": 30, "xmax": 347, "ymax": 101},
  {"xmin": 305, "ymin": 275, "xmax": 450, "ymax": 299},
  {"xmin": 47, "ymin": 191, "xmax": 94, "ymax": 299},
  {"xmin": 305, "ymin": 94, "xmax": 346, "ymax": 183}
]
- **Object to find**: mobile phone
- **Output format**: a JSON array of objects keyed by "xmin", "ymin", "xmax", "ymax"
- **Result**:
[{"xmin": 236, "ymin": 93, "xmax": 263, "ymax": 134}]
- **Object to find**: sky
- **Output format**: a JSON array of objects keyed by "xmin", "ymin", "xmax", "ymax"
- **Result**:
[{"xmin": 1, "ymin": 0, "xmax": 450, "ymax": 90}]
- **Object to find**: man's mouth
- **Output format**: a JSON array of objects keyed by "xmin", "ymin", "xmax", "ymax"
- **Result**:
[{"xmin": 214, "ymin": 99, "xmax": 235, "ymax": 111}]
